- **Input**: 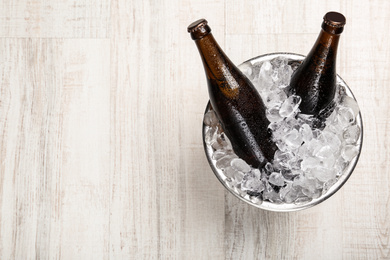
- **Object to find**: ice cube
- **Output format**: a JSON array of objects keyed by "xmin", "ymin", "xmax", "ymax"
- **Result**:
[
  {"xmin": 301, "ymin": 157, "xmax": 320, "ymax": 171},
  {"xmin": 271, "ymin": 119, "xmax": 300, "ymax": 147},
  {"xmin": 312, "ymin": 129, "xmax": 322, "ymax": 139},
  {"xmin": 341, "ymin": 96, "xmax": 360, "ymax": 117},
  {"xmin": 314, "ymin": 145, "xmax": 333, "ymax": 159},
  {"xmin": 266, "ymin": 107, "xmax": 284, "ymax": 123},
  {"xmin": 234, "ymin": 185, "xmax": 247, "ymax": 197},
  {"xmin": 324, "ymin": 109, "xmax": 344, "ymax": 135},
  {"xmin": 273, "ymin": 150, "xmax": 294, "ymax": 169},
  {"xmin": 263, "ymin": 190, "xmax": 283, "ymax": 203},
  {"xmin": 270, "ymin": 121, "xmax": 288, "ymax": 140},
  {"xmin": 279, "ymin": 182, "xmax": 293, "ymax": 200},
  {"xmin": 271, "ymin": 70, "xmax": 280, "ymax": 84},
  {"xmin": 234, "ymin": 171, "xmax": 245, "ymax": 183},
  {"xmin": 336, "ymin": 106, "xmax": 355, "ymax": 129},
  {"xmin": 203, "ymin": 110, "xmax": 219, "ymax": 127},
  {"xmin": 319, "ymin": 130, "xmax": 342, "ymax": 153},
  {"xmin": 343, "ymin": 124, "xmax": 361, "ymax": 144},
  {"xmin": 250, "ymin": 195, "xmax": 263, "ymax": 205},
  {"xmin": 268, "ymin": 121, "xmax": 280, "ymax": 132},
  {"xmin": 262, "ymin": 181, "xmax": 283, "ymax": 203},
  {"xmin": 252, "ymin": 169, "xmax": 262, "ymax": 178},
  {"xmin": 283, "ymin": 186, "xmax": 301, "ymax": 203},
  {"xmin": 311, "ymin": 167, "xmax": 336, "ymax": 183},
  {"xmin": 211, "ymin": 132, "xmax": 233, "ymax": 152},
  {"xmin": 284, "ymin": 128, "xmax": 303, "ymax": 149},
  {"xmin": 258, "ymin": 61, "xmax": 274, "ymax": 89},
  {"xmin": 264, "ymin": 162, "xmax": 274, "ymax": 174},
  {"xmin": 297, "ymin": 142, "xmax": 310, "ymax": 158},
  {"xmin": 231, "ymin": 158, "xmax": 251, "ymax": 173},
  {"xmin": 240, "ymin": 61, "xmax": 261, "ymax": 81},
  {"xmin": 279, "ymin": 65, "xmax": 293, "ymax": 87},
  {"xmin": 279, "ymin": 95, "xmax": 302, "ymax": 118},
  {"xmin": 298, "ymin": 113, "xmax": 317, "ymax": 126},
  {"xmin": 270, "ymin": 56, "xmax": 287, "ymax": 69},
  {"xmin": 241, "ymin": 170, "xmax": 264, "ymax": 193},
  {"xmin": 239, "ymin": 62, "xmax": 253, "ymax": 78},
  {"xmin": 284, "ymin": 116, "xmax": 301, "ymax": 130},
  {"xmin": 334, "ymin": 157, "xmax": 348, "ymax": 175},
  {"xmin": 341, "ymin": 145, "xmax": 359, "ymax": 161},
  {"xmin": 274, "ymin": 139, "xmax": 289, "ymax": 153},
  {"xmin": 321, "ymin": 154, "xmax": 336, "ymax": 169},
  {"xmin": 300, "ymin": 124, "xmax": 313, "ymax": 143},
  {"xmin": 299, "ymin": 177, "xmax": 322, "ymax": 198},
  {"xmin": 271, "ymin": 57, "xmax": 294, "ymax": 88},
  {"xmin": 260, "ymin": 60, "xmax": 272, "ymax": 75},
  {"xmin": 216, "ymin": 154, "xmax": 236, "ymax": 169},
  {"xmin": 205, "ymin": 126, "xmax": 218, "ymax": 145},
  {"xmin": 265, "ymin": 89, "xmax": 288, "ymax": 108},
  {"xmin": 212, "ymin": 150, "xmax": 228, "ymax": 160},
  {"xmin": 287, "ymin": 158, "xmax": 302, "ymax": 172},
  {"xmin": 269, "ymin": 172, "xmax": 286, "ymax": 186},
  {"xmin": 305, "ymin": 139, "xmax": 322, "ymax": 156},
  {"xmin": 223, "ymin": 166, "xmax": 236, "ymax": 179},
  {"xmin": 211, "ymin": 138, "xmax": 225, "ymax": 151}
]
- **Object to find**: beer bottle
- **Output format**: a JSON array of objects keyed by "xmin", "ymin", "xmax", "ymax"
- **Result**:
[
  {"xmin": 288, "ymin": 12, "xmax": 346, "ymax": 120},
  {"xmin": 188, "ymin": 19, "xmax": 277, "ymax": 168}
]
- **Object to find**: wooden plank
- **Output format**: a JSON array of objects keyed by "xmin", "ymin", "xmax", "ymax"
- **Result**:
[
  {"xmin": 0, "ymin": 0, "xmax": 110, "ymax": 38},
  {"xmin": 340, "ymin": 0, "xmax": 390, "ymax": 258},
  {"xmin": 109, "ymin": 0, "xmax": 226, "ymax": 258},
  {"xmin": 0, "ymin": 39, "xmax": 111, "ymax": 259}
]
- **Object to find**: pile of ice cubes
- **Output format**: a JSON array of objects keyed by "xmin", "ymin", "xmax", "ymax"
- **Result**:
[{"xmin": 203, "ymin": 56, "xmax": 361, "ymax": 205}]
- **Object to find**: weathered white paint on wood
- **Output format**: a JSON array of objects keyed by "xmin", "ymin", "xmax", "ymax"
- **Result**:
[
  {"xmin": 0, "ymin": 39, "xmax": 111, "ymax": 259},
  {"xmin": 0, "ymin": 0, "xmax": 389, "ymax": 259},
  {"xmin": 0, "ymin": 0, "xmax": 110, "ymax": 38}
]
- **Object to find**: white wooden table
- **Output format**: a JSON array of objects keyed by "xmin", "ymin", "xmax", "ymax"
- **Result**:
[{"xmin": 0, "ymin": 0, "xmax": 389, "ymax": 259}]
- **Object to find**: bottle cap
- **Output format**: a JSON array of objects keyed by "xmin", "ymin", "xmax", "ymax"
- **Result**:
[
  {"xmin": 322, "ymin": 12, "xmax": 346, "ymax": 34},
  {"xmin": 188, "ymin": 19, "xmax": 211, "ymax": 40}
]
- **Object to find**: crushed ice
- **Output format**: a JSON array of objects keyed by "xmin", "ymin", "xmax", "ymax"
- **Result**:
[{"xmin": 203, "ymin": 56, "xmax": 361, "ymax": 205}]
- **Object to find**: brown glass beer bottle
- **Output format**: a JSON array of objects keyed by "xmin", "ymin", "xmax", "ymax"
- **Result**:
[
  {"xmin": 288, "ymin": 12, "xmax": 346, "ymax": 120},
  {"xmin": 188, "ymin": 19, "xmax": 277, "ymax": 168}
]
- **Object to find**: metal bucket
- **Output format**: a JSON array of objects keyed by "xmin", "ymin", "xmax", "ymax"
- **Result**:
[{"xmin": 202, "ymin": 52, "xmax": 363, "ymax": 212}]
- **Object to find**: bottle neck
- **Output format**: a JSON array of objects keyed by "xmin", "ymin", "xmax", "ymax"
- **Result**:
[
  {"xmin": 194, "ymin": 33, "xmax": 241, "ymax": 97},
  {"xmin": 318, "ymin": 29, "xmax": 340, "ymax": 52},
  {"xmin": 305, "ymin": 28, "xmax": 340, "ymax": 71}
]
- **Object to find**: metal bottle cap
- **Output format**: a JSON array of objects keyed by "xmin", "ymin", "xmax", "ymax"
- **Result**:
[
  {"xmin": 322, "ymin": 12, "xmax": 346, "ymax": 34},
  {"xmin": 187, "ymin": 19, "xmax": 211, "ymax": 40}
]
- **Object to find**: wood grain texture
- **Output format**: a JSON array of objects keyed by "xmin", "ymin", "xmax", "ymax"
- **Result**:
[
  {"xmin": 0, "ymin": 39, "xmax": 111, "ymax": 259},
  {"xmin": 0, "ymin": 0, "xmax": 110, "ymax": 38},
  {"xmin": 109, "ymin": 0, "xmax": 225, "ymax": 259},
  {"xmin": 0, "ymin": 0, "xmax": 389, "ymax": 259}
]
